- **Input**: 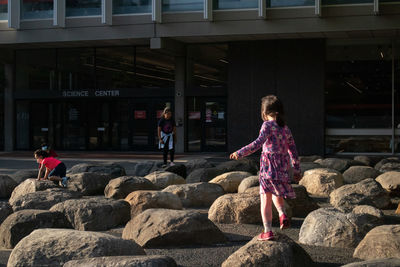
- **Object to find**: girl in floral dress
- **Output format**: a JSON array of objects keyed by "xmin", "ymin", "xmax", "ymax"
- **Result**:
[{"xmin": 230, "ymin": 95, "xmax": 301, "ymax": 241}]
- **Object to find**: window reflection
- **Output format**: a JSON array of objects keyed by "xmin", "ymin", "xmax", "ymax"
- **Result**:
[
  {"xmin": 214, "ymin": 0, "xmax": 257, "ymax": 9},
  {"xmin": 66, "ymin": 0, "xmax": 101, "ymax": 17},
  {"xmin": 326, "ymin": 135, "xmax": 392, "ymax": 154},
  {"xmin": 21, "ymin": 0, "xmax": 53, "ymax": 20},
  {"xmin": 162, "ymin": 0, "xmax": 203, "ymax": 12},
  {"xmin": 0, "ymin": 0, "xmax": 7, "ymax": 20},
  {"xmin": 113, "ymin": 0, "xmax": 151, "ymax": 14},
  {"xmin": 321, "ymin": 0, "xmax": 371, "ymax": 4},
  {"xmin": 268, "ymin": 0, "xmax": 314, "ymax": 7}
]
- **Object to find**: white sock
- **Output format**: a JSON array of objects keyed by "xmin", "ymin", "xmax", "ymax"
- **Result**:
[
  {"xmin": 276, "ymin": 206, "xmax": 285, "ymax": 217},
  {"xmin": 263, "ymin": 221, "xmax": 272, "ymax": 233}
]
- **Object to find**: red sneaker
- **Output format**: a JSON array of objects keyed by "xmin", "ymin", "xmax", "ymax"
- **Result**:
[
  {"xmin": 257, "ymin": 231, "xmax": 274, "ymax": 241},
  {"xmin": 279, "ymin": 214, "xmax": 290, "ymax": 230}
]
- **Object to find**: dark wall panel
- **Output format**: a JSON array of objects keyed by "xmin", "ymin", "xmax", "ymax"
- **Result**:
[{"xmin": 228, "ymin": 39, "xmax": 325, "ymax": 156}]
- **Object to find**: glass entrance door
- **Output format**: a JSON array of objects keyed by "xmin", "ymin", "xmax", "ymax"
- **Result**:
[{"xmin": 187, "ymin": 97, "xmax": 227, "ymax": 152}]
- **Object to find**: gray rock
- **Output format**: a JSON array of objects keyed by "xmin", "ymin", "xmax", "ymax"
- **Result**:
[
  {"xmin": 122, "ymin": 209, "xmax": 226, "ymax": 247},
  {"xmin": 208, "ymin": 192, "xmax": 291, "ymax": 224},
  {"xmin": 184, "ymin": 159, "xmax": 214, "ymax": 175},
  {"xmin": 300, "ymin": 162, "xmax": 322, "ymax": 175},
  {"xmin": 0, "ymin": 202, "xmax": 12, "ymax": 225},
  {"xmin": 354, "ymin": 156, "xmax": 372, "ymax": 167},
  {"xmin": 125, "ymin": 190, "xmax": 182, "ymax": 219},
  {"xmin": 215, "ymin": 158, "xmax": 258, "ymax": 174},
  {"xmin": 354, "ymin": 225, "xmax": 400, "ymax": 260},
  {"xmin": 285, "ymin": 184, "xmax": 319, "ymax": 217},
  {"xmin": 0, "ymin": 175, "xmax": 17, "ymax": 199},
  {"xmin": 9, "ymin": 179, "xmax": 59, "ymax": 204},
  {"xmin": 68, "ymin": 163, "xmax": 126, "ymax": 177},
  {"xmin": 342, "ymin": 258, "xmax": 400, "ymax": 267},
  {"xmin": 222, "ymin": 233, "xmax": 313, "ymax": 267},
  {"xmin": 144, "ymin": 171, "xmax": 185, "ymax": 189},
  {"xmin": 352, "ymin": 205, "xmax": 384, "ymax": 219},
  {"xmin": 104, "ymin": 176, "xmax": 157, "ymax": 199},
  {"xmin": 64, "ymin": 255, "xmax": 177, "ymax": 267},
  {"xmin": 162, "ymin": 182, "xmax": 225, "ymax": 207},
  {"xmin": 50, "ymin": 197, "xmax": 130, "ymax": 231},
  {"xmin": 374, "ymin": 157, "xmax": 400, "ymax": 171},
  {"xmin": 343, "ymin": 166, "xmax": 381, "ymax": 184},
  {"xmin": 237, "ymin": 175, "xmax": 259, "ymax": 193},
  {"xmin": 164, "ymin": 164, "xmax": 187, "ymax": 178},
  {"xmin": 118, "ymin": 161, "xmax": 159, "ymax": 177},
  {"xmin": 68, "ymin": 172, "xmax": 115, "ymax": 195},
  {"xmin": 299, "ymin": 207, "xmax": 383, "ymax": 248},
  {"xmin": 379, "ymin": 162, "xmax": 400, "ymax": 173},
  {"xmin": 186, "ymin": 167, "xmax": 226, "ymax": 183},
  {"xmin": 10, "ymin": 188, "xmax": 82, "ymax": 211},
  {"xmin": 317, "ymin": 158, "xmax": 364, "ymax": 173},
  {"xmin": 209, "ymin": 171, "xmax": 252, "ymax": 193},
  {"xmin": 300, "ymin": 155, "xmax": 323, "ymax": 163},
  {"xmin": 11, "ymin": 169, "xmax": 38, "ymax": 184},
  {"xmin": 7, "ymin": 229, "xmax": 145, "ymax": 267},
  {"xmin": 300, "ymin": 168, "xmax": 344, "ymax": 197},
  {"xmin": 376, "ymin": 171, "xmax": 400, "ymax": 196},
  {"xmin": 329, "ymin": 178, "xmax": 391, "ymax": 212},
  {"xmin": 0, "ymin": 209, "xmax": 71, "ymax": 249}
]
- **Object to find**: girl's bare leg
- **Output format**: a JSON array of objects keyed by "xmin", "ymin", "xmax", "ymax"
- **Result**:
[
  {"xmin": 272, "ymin": 194, "xmax": 286, "ymax": 216},
  {"xmin": 260, "ymin": 192, "xmax": 273, "ymax": 232}
]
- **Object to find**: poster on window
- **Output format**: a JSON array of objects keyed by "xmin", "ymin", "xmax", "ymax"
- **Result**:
[
  {"xmin": 189, "ymin": 111, "xmax": 201, "ymax": 120},
  {"xmin": 206, "ymin": 109, "xmax": 212, "ymax": 122},
  {"xmin": 134, "ymin": 110, "xmax": 146, "ymax": 119}
]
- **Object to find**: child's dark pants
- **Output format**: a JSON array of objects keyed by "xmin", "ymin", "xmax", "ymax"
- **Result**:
[{"xmin": 163, "ymin": 136, "xmax": 175, "ymax": 164}]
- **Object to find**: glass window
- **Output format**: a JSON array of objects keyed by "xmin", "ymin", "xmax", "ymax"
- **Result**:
[
  {"xmin": 66, "ymin": 0, "xmax": 101, "ymax": 17},
  {"xmin": 113, "ymin": 0, "xmax": 151, "ymax": 14},
  {"xmin": 187, "ymin": 44, "xmax": 228, "ymax": 89},
  {"xmin": 322, "ymin": 0, "xmax": 371, "ymax": 4},
  {"xmin": 325, "ymin": 43, "xmax": 393, "ymax": 154},
  {"xmin": 58, "ymin": 48, "xmax": 95, "ymax": 91},
  {"xmin": 187, "ymin": 97, "xmax": 201, "ymax": 152},
  {"xmin": 95, "ymin": 47, "xmax": 136, "ymax": 89},
  {"xmin": 268, "ymin": 0, "xmax": 314, "ymax": 7},
  {"xmin": 135, "ymin": 47, "xmax": 175, "ymax": 88},
  {"xmin": 162, "ymin": 0, "xmax": 203, "ymax": 12},
  {"xmin": 0, "ymin": 0, "xmax": 7, "ymax": 20},
  {"xmin": 21, "ymin": 0, "xmax": 53, "ymax": 20},
  {"xmin": 16, "ymin": 101, "xmax": 30, "ymax": 150},
  {"xmin": 214, "ymin": 0, "xmax": 257, "ymax": 9},
  {"xmin": 16, "ymin": 49, "xmax": 57, "ymax": 91},
  {"xmin": 0, "ymin": 62, "xmax": 4, "ymax": 150}
]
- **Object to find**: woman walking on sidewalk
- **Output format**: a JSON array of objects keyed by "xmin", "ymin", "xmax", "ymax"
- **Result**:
[{"xmin": 158, "ymin": 107, "xmax": 176, "ymax": 167}]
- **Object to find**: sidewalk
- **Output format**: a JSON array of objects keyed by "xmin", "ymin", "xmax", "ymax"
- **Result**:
[{"xmin": 0, "ymin": 151, "xmax": 230, "ymax": 175}]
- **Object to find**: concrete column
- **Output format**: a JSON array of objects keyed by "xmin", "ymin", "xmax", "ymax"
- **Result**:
[
  {"xmin": 54, "ymin": 0, "xmax": 66, "ymax": 28},
  {"xmin": 174, "ymin": 56, "xmax": 185, "ymax": 153},
  {"xmin": 4, "ymin": 64, "xmax": 14, "ymax": 151},
  {"xmin": 8, "ymin": 0, "xmax": 20, "ymax": 29},
  {"xmin": 102, "ymin": 0, "xmax": 112, "ymax": 25}
]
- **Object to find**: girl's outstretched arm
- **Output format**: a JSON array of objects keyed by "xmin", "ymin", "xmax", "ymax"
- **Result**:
[
  {"xmin": 285, "ymin": 127, "xmax": 300, "ymax": 174},
  {"xmin": 235, "ymin": 122, "xmax": 270, "ymax": 158}
]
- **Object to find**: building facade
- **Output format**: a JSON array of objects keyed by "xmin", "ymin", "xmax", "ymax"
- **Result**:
[{"xmin": 1, "ymin": 0, "xmax": 400, "ymax": 156}]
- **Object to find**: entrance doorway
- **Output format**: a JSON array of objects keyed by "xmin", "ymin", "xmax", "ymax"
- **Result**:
[{"xmin": 187, "ymin": 97, "xmax": 227, "ymax": 152}]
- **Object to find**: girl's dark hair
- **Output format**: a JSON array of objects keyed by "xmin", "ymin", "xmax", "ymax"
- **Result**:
[
  {"xmin": 34, "ymin": 149, "xmax": 49, "ymax": 158},
  {"xmin": 261, "ymin": 95, "xmax": 286, "ymax": 127}
]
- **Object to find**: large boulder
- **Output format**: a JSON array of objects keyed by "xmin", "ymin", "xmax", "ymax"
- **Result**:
[
  {"xmin": 300, "ymin": 155, "xmax": 323, "ymax": 162},
  {"xmin": 222, "ymin": 233, "xmax": 313, "ymax": 267},
  {"xmin": 300, "ymin": 162, "xmax": 322, "ymax": 175},
  {"xmin": 68, "ymin": 163, "xmax": 126, "ymax": 177},
  {"xmin": 299, "ymin": 168, "xmax": 344, "ymax": 197},
  {"xmin": 125, "ymin": 190, "xmax": 182, "ymax": 218},
  {"xmin": 7, "ymin": 229, "xmax": 145, "ymax": 267},
  {"xmin": 0, "ymin": 202, "xmax": 12, "ymax": 225},
  {"xmin": 238, "ymin": 175, "xmax": 259, "ymax": 193},
  {"xmin": 316, "ymin": 158, "xmax": 362, "ymax": 173},
  {"xmin": 186, "ymin": 167, "xmax": 226, "ymax": 183},
  {"xmin": 164, "ymin": 164, "xmax": 187, "ymax": 178},
  {"xmin": 119, "ymin": 161, "xmax": 160, "ymax": 177},
  {"xmin": 64, "ymin": 255, "xmax": 177, "ymax": 267},
  {"xmin": 214, "ymin": 158, "xmax": 258, "ymax": 174},
  {"xmin": 11, "ymin": 169, "xmax": 38, "ymax": 184},
  {"xmin": 122, "ymin": 209, "xmax": 226, "ymax": 247},
  {"xmin": 342, "ymin": 258, "xmax": 400, "ymax": 267},
  {"xmin": 343, "ymin": 166, "xmax": 381, "ymax": 184},
  {"xmin": 329, "ymin": 178, "xmax": 391, "ymax": 212},
  {"xmin": 376, "ymin": 171, "xmax": 400, "ymax": 196},
  {"xmin": 0, "ymin": 175, "xmax": 18, "ymax": 199},
  {"xmin": 354, "ymin": 225, "xmax": 400, "ymax": 260},
  {"xmin": 285, "ymin": 184, "xmax": 319, "ymax": 217},
  {"xmin": 9, "ymin": 179, "xmax": 58, "ymax": 204},
  {"xmin": 354, "ymin": 156, "xmax": 372, "ymax": 167},
  {"xmin": 0, "ymin": 209, "xmax": 71, "ymax": 249},
  {"xmin": 104, "ymin": 176, "xmax": 157, "ymax": 199},
  {"xmin": 50, "ymin": 197, "xmax": 130, "ymax": 231},
  {"xmin": 299, "ymin": 207, "xmax": 383, "ymax": 248},
  {"xmin": 209, "ymin": 171, "xmax": 252, "ymax": 193},
  {"xmin": 67, "ymin": 172, "xmax": 115, "ymax": 195},
  {"xmin": 10, "ymin": 188, "xmax": 82, "ymax": 211},
  {"xmin": 208, "ymin": 192, "xmax": 291, "ymax": 224},
  {"xmin": 162, "ymin": 182, "xmax": 224, "ymax": 207},
  {"xmin": 375, "ymin": 157, "xmax": 400, "ymax": 172},
  {"xmin": 184, "ymin": 159, "xmax": 214, "ymax": 175},
  {"xmin": 144, "ymin": 171, "xmax": 185, "ymax": 189}
]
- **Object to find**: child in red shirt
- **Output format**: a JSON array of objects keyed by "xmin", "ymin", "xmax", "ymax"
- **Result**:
[{"xmin": 34, "ymin": 149, "xmax": 69, "ymax": 187}]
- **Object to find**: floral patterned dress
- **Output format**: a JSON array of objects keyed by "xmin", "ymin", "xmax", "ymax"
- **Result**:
[{"xmin": 236, "ymin": 120, "xmax": 300, "ymax": 198}]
